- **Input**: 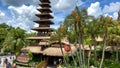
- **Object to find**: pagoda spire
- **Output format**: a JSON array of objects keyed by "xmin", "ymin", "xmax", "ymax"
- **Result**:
[{"xmin": 27, "ymin": 0, "xmax": 54, "ymax": 46}]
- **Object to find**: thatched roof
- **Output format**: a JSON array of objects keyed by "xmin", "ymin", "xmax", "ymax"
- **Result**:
[
  {"xmin": 21, "ymin": 46, "xmax": 42, "ymax": 54},
  {"xmin": 43, "ymin": 45, "xmax": 77, "ymax": 56},
  {"xmin": 105, "ymin": 46, "xmax": 120, "ymax": 51},
  {"xmin": 34, "ymin": 19, "xmax": 54, "ymax": 24},
  {"xmin": 95, "ymin": 37, "xmax": 103, "ymax": 42},
  {"xmin": 39, "ymin": 41, "xmax": 49, "ymax": 45},
  {"xmin": 39, "ymin": 3, "xmax": 51, "ymax": 7},
  {"xmin": 32, "ymin": 27, "xmax": 53, "ymax": 31},
  {"xmin": 27, "ymin": 36, "xmax": 50, "ymax": 40},
  {"xmin": 35, "ymin": 13, "xmax": 53, "ymax": 18},
  {"xmin": 37, "ymin": 8, "xmax": 52, "ymax": 13},
  {"xmin": 40, "ymin": 0, "xmax": 51, "ymax": 3}
]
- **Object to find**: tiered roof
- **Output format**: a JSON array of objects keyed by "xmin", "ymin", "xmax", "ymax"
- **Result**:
[
  {"xmin": 25, "ymin": 0, "xmax": 77, "ymax": 56},
  {"xmin": 28, "ymin": 0, "xmax": 54, "ymax": 46}
]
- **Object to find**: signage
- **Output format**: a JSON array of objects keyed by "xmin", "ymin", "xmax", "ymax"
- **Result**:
[
  {"xmin": 64, "ymin": 45, "xmax": 71, "ymax": 52},
  {"xmin": 17, "ymin": 56, "xmax": 30, "ymax": 63}
]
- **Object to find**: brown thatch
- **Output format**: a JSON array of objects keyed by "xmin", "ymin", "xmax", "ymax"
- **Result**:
[
  {"xmin": 32, "ymin": 27, "xmax": 53, "ymax": 31},
  {"xmin": 34, "ymin": 19, "xmax": 54, "ymax": 24},
  {"xmin": 39, "ymin": 3, "xmax": 51, "ymax": 8},
  {"xmin": 27, "ymin": 36, "xmax": 50, "ymax": 40},
  {"xmin": 40, "ymin": 0, "xmax": 50, "ymax": 3},
  {"xmin": 39, "ymin": 41, "xmax": 49, "ymax": 45},
  {"xmin": 37, "ymin": 8, "xmax": 52, "ymax": 13},
  {"xmin": 21, "ymin": 46, "xmax": 42, "ymax": 54},
  {"xmin": 105, "ymin": 46, "xmax": 120, "ymax": 51},
  {"xmin": 43, "ymin": 45, "xmax": 77, "ymax": 56},
  {"xmin": 75, "ymin": 44, "xmax": 99, "ymax": 50},
  {"xmin": 35, "ymin": 13, "xmax": 53, "ymax": 18},
  {"xmin": 95, "ymin": 37, "xmax": 103, "ymax": 42}
]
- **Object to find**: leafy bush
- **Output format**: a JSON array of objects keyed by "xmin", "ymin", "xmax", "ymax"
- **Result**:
[{"xmin": 104, "ymin": 60, "xmax": 120, "ymax": 68}]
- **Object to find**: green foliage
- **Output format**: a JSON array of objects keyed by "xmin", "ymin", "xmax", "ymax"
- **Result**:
[
  {"xmin": 0, "ymin": 23, "xmax": 11, "ymax": 48},
  {"xmin": 61, "ymin": 6, "xmax": 120, "ymax": 68},
  {"xmin": 104, "ymin": 60, "xmax": 120, "ymax": 68},
  {"xmin": 27, "ymin": 52, "xmax": 33, "ymax": 61},
  {"xmin": 0, "ymin": 23, "xmax": 35, "ymax": 54},
  {"xmin": 2, "ymin": 27, "xmax": 26, "ymax": 53}
]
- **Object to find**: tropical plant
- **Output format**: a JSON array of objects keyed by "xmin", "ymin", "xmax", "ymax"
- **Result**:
[
  {"xmin": 50, "ymin": 23, "xmax": 68, "ymax": 66},
  {"xmin": 98, "ymin": 16, "xmax": 113, "ymax": 68},
  {"xmin": 109, "ymin": 21, "xmax": 120, "ymax": 62},
  {"xmin": 2, "ymin": 27, "xmax": 27, "ymax": 53}
]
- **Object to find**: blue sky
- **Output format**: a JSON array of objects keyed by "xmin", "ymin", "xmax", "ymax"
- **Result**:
[{"xmin": 0, "ymin": 0, "xmax": 120, "ymax": 32}]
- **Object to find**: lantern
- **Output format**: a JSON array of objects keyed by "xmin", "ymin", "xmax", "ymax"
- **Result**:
[{"xmin": 64, "ymin": 45, "xmax": 71, "ymax": 52}]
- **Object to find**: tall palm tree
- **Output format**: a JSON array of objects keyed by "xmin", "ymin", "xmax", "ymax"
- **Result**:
[
  {"xmin": 99, "ymin": 16, "xmax": 113, "ymax": 68},
  {"xmin": 50, "ymin": 23, "xmax": 68, "ymax": 66},
  {"xmin": 109, "ymin": 21, "xmax": 120, "ymax": 62},
  {"xmin": 64, "ymin": 6, "xmax": 91, "ymax": 68},
  {"xmin": 86, "ymin": 18, "xmax": 101, "ymax": 66},
  {"xmin": 63, "ymin": 8, "xmax": 83, "ymax": 67}
]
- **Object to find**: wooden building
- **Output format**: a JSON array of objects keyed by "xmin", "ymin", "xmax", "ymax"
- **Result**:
[
  {"xmin": 21, "ymin": 0, "xmax": 77, "ymax": 67},
  {"xmin": 21, "ymin": 0, "xmax": 101, "ymax": 67}
]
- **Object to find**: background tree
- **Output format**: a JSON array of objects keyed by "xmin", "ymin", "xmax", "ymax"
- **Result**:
[
  {"xmin": 109, "ymin": 21, "xmax": 120, "ymax": 62},
  {"xmin": 2, "ymin": 27, "xmax": 27, "ymax": 53},
  {"xmin": 0, "ymin": 23, "xmax": 13, "ymax": 53},
  {"xmin": 99, "ymin": 16, "xmax": 113, "ymax": 68},
  {"xmin": 85, "ymin": 18, "xmax": 102, "ymax": 66},
  {"xmin": 50, "ymin": 23, "xmax": 68, "ymax": 66}
]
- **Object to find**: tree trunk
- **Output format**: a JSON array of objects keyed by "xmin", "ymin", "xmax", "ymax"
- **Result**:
[
  {"xmin": 116, "ymin": 43, "xmax": 119, "ymax": 63},
  {"xmin": 78, "ymin": 21, "xmax": 85, "ymax": 68},
  {"xmin": 88, "ymin": 45, "xmax": 91, "ymax": 68},
  {"xmin": 91, "ymin": 35, "xmax": 97, "ymax": 66},
  {"xmin": 74, "ymin": 23, "xmax": 82, "ymax": 68},
  {"xmin": 99, "ymin": 28, "xmax": 107, "ymax": 68},
  {"xmin": 59, "ymin": 39, "xmax": 67, "ymax": 67},
  {"xmin": 68, "ymin": 41, "xmax": 77, "ymax": 66}
]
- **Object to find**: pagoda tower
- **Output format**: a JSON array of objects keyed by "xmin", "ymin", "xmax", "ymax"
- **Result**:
[
  {"xmin": 27, "ymin": 0, "xmax": 54, "ymax": 47},
  {"xmin": 21, "ymin": 0, "xmax": 77, "ymax": 67}
]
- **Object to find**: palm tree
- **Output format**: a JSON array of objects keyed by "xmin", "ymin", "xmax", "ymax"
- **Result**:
[
  {"xmin": 0, "ymin": 23, "xmax": 13, "ymax": 53},
  {"xmin": 99, "ymin": 16, "xmax": 113, "ymax": 68},
  {"xmin": 50, "ymin": 23, "xmax": 68, "ymax": 66},
  {"xmin": 86, "ymin": 18, "xmax": 101, "ymax": 66},
  {"xmin": 64, "ymin": 6, "xmax": 92, "ymax": 68},
  {"xmin": 109, "ymin": 21, "xmax": 120, "ymax": 62},
  {"xmin": 63, "ymin": 8, "xmax": 83, "ymax": 67},
  {"xmin": 2, "ymin": 27, "xmax": 27, "ymax": 53}
]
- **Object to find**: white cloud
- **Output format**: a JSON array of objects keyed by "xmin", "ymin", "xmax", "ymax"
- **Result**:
[
  {"xmin": 102, "ymin": 12, "xmax": 118, "ymax": 20},
  {"xmin": 54, "ymin": 0, "xmax": 75, "ymax": 10},
  {"xmin": 87, "ymin": 2, "xmax": 102, "ymax": 17},
  {"xmin": 113, "ymin": 12, "xmax": 118, "ymax": 20},
  {"xmin": 0, "ymin": 10, "xmax": 10, "ymax": 23},
  {"xmin": 1, "ymin": 0, "xmax": 84, "ymax": 32},
  {"xmin": 0, "ymin": 11, "xmax": 5, "ymax": 17},
  {"xmin": 7, "ymin": 5, "xmax": 39, "ymax": 31},
  {"xmin": 2, "ymin": 0, "xmax": 39, "ymax": 6},
  {"xmin": 76, "ymin": 0, "xmax": 84, "ymax": 7},
  {"xmin": 51, "ymin": 0, "xmax": 83, "ymax": 12},
  {"xmin": 0, "ymin": 10, "xmax": 6, "ymax": 21},
  {"xmin": 104, "ymin": 13, "xmax": 112, "ymax": 17},
  {"xmin": 103, "ymin": 2, "xmax": 120, "ymax": 13}
]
